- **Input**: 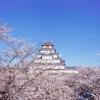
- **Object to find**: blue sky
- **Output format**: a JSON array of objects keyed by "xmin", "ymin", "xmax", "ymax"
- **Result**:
[{"xmin": 0, "ymin": 0, "xmax": 100, "ymax": 66}]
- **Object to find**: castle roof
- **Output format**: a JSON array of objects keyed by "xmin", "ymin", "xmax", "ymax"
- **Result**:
[{"xmin": 42, "ymin": 41, "xmax": 53, "ymax": 46}]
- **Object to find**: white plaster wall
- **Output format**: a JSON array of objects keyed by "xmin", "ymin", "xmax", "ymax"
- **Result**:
[
  {"xmin": 42, "ymin": 55, "xmax": 52, "ymax": 59},
  {"xmin": 34, "ymin": 59, "xmax": 61, "ymax": 64}
]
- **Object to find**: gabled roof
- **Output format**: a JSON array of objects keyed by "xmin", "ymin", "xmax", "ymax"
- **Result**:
[{"xmin": 42, "ymin": 41, "xmax": 54, "ymax": 46}]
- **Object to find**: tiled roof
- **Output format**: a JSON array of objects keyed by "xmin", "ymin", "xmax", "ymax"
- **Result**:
[{"xmin": 42, "ymin": 41, "xmax": 53, "ymax": 46}]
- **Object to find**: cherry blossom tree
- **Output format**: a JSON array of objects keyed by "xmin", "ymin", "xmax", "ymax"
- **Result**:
[{"xmin": 0, "ymin": 22, "xmax": 36, "ymax": 68}]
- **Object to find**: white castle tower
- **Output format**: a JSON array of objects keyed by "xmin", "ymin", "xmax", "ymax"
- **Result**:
[{"xmin": 32, "ymin": 41, "xmax": 65, "ymax": 69}]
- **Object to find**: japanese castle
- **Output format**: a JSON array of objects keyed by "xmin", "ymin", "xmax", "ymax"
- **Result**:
[
  {"xmin": 28, "ymin": 41, "xmax": 78, "ymax": 74},
  {"xmin": 32, "ymin": 41, "xmax": 65, "ymax": 69}
]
